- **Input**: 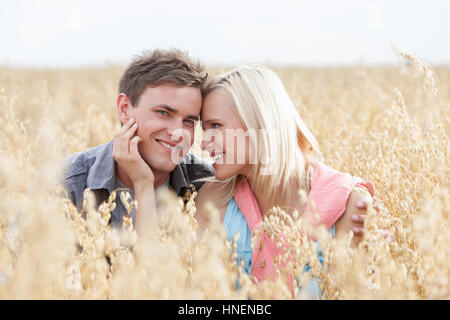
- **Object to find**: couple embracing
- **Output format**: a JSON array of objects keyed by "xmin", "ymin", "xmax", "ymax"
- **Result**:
[{"xmin": 63, "ymin": 48, "xmax": 379, "ymax": 293}]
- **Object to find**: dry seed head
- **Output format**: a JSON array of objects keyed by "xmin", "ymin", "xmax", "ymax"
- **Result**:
[{"xmin": 1, "ymin": 64, "xmax": 448, "ymax": 300}]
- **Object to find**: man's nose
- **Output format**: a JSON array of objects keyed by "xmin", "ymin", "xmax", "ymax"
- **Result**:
[
  {"xmin": 168, "ymin": 129, "xmax": 184, "ymax": 143},
  {"xmin": 167, "ymin": 120, "xmax": 185, "ymax": 142}
]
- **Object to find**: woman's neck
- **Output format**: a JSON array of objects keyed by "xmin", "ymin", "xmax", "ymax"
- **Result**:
[
  {"xmin": 246, "ymin": 174, "xmax": 277, "ymax": 216},
  {"xmin": 246, "ymin": 173, "xmax": 306, "ymax": 217}
]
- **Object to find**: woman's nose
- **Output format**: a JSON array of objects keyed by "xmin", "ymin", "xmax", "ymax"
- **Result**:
[
  {"xmin": 201, "ymin": 137, "xmax": 209, "ymax": 151},
  {"xmin": 201, "ymin": 134, "xmax": 215, "ymax": 151},
  {"xmin": 201, "ymin": 129, "xmax": 217, "ymax": 151}
]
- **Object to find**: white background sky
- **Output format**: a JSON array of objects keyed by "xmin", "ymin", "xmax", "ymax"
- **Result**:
[{"xmin": 2, "ymin": 0, "xmax": 449, "ymax": 67}]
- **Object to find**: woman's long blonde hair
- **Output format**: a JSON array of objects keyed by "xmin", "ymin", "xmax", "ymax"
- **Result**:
[{"xmin": 204, "ymin": 65, "xmax": 322, "ymax": 211}]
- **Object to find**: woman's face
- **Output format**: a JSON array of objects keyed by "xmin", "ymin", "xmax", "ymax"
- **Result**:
[{"xmin": 201, "ymin": 88, "xmax": 254, "ymax": 180}]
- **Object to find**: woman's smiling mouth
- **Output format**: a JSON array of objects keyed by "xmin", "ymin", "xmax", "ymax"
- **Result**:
[{"xmin": 210, "ymin": 151, "xmax": 225, "ymax": 163}]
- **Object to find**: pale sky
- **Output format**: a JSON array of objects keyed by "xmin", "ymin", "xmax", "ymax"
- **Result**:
[{"xmin": 2, "ymin": 0, "xmax": 449, "ymax": 67}]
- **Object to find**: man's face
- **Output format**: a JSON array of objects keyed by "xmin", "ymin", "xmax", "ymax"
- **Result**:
[{"xmin": 120, "ymin": 84, "xmax": 202, "ymax": 174}]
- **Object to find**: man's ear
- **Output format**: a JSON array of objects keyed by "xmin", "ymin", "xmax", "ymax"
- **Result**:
[{"xmin": 117, "ymin": 93, "xmax": 133, "ymax": 125}]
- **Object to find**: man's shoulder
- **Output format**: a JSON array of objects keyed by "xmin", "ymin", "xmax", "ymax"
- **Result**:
[
  {"xmin": 60, "ymin": 142, "xmax": 114, "ymax": 210},
  {"xmin": 61, "ymin": 142, "xmax": 111, "ymax": 182}
]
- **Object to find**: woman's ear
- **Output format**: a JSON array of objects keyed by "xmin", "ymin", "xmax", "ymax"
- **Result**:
[{"xmin": 117, "ymin": 93, "xmax": 133, "ymax": 125}]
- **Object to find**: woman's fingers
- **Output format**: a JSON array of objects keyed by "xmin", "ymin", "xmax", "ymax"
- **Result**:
[
  {"xmin": 352, "ymin": 226, "xmax": 393, "ymax": 243},
  {"xmin": 356, "ymin": 200, "xmax": 368, "ymax": 210},
  {"xmin": 352, "ymin": 214, "xmax": 365, "ymax": 225},
  {"xmin": 374, "ymin": 201, "xmax": 385, "ymax": 212},
  {"xmin": 356, "ymin": 199, "xmax": 387, "ymax": 216},
  {"xmin": 352, "ymin": 227, "xmax": 363, "ymax": 236}
]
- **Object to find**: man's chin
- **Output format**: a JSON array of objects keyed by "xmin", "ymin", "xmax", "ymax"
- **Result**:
[
  {"xmin": 147, "ymin": 159, "xmax": 178, "ymax": 174},
  {"xmin": 144, "ymin": 149, "xmax": 189, "ymax": 172}
]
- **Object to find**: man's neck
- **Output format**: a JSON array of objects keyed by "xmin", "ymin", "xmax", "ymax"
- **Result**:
[{"xmin": 116, "ymin": 164, "xmax": 170, "ymax": 190}]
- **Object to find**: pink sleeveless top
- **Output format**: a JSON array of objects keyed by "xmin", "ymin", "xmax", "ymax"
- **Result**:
[{"xmin": 233, "ymin": 162, "xmax": 372, "ymax": 284}]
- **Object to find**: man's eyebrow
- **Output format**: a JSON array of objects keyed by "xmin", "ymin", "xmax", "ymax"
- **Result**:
[
  {"xmin": 154, "ymin": 104, "xmax": 177, "ymax": 113},
  {"xmin": 154, "ymin": 104, "xmax": 199, "ymax": 121}
]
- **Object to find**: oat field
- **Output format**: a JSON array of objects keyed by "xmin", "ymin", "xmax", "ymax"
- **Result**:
[{"xmin": 0, "ymin": 55, "xmax": 448, "ymax": 299}]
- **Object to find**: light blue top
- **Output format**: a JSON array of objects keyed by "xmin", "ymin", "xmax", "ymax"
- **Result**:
[
  {"xmin": 222, "ymin": 197, "xmax": 253, "ymax": 274},
  {"xmin": 223, "ymin": 196, "xmax": 335, "ymax": 299}
]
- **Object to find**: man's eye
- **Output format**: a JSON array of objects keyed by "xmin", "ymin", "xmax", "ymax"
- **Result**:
[
  {"xmin": 156, "ymin": 110, "xmax": 169, "ymax": 116},
  {"xmin": 184, "ymin": 119, "xmax": 195, "ymax": 126}
]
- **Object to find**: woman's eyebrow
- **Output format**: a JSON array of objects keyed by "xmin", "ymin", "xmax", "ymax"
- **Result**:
[{"xmin": 202, "ymin": 119, "xmax": 221, "ymax": 123}]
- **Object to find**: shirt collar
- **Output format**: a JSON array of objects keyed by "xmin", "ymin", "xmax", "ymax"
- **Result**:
[{"xmin": 170, "ymin": 162, "xmax": 189, "ymax": 196}]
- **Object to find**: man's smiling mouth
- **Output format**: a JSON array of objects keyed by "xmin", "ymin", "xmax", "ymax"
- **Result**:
[{"xmin": 155, "ymin": 139, "xmax": 181, "ymax": 152}]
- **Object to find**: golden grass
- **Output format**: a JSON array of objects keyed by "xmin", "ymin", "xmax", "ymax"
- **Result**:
[{"xmin": 0, "ymin": 56, "xmax": 448, "ymax": 299}]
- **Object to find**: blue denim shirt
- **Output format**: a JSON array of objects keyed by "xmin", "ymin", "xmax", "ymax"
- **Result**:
[{"xmin": 61, "ymin": 140, "xmax": 214, "ymax": 228}]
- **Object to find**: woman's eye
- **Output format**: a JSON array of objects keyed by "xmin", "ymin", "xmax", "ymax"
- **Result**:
[{"xmin": 211, "ymin": 123, "xmax": 221, "ymax": 129}]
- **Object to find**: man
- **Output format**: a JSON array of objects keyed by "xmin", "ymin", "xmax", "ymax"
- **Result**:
[
  {"xmin": 62, "ymin": 49, "xmax": 213, "ymax": 230},
  {"xmin": 62, "ymin": 48, "xmax": 375, "ymax": 238}
]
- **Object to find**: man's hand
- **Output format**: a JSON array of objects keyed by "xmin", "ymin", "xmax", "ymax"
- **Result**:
[
  {"xmin": 112, "ymin": 118, "xmax": 154, "ymax": 189},
  {"xmin": 113, "ymin": 118, "xmax": 158, "ymax": 238}
]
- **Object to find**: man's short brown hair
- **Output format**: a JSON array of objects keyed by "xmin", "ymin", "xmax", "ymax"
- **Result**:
[{"xmin": 119, "ymin": 48, "xmax": 208, "ymax": 107}]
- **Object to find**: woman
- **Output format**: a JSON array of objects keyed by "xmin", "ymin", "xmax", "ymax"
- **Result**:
[{"xmin": 194, "ymin": 65, "xmax": 374, "ymax": 290}]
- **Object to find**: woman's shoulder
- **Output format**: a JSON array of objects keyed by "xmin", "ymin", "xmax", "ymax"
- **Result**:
[
  {"xmin": 309, "ymin": 161, "xmax": 361, "ymax": 188},
  {"xmin": 306, "ymin": 161, "xmax": 373, "ymax": 229}
]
